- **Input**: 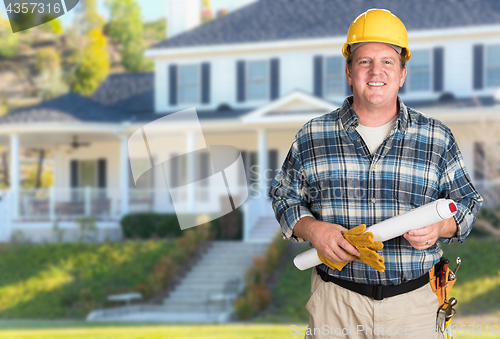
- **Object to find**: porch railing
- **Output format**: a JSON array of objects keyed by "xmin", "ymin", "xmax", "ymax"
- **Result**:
[{"xmin": 15, "ymin": 185, "xmax": 253, "ymax": 221}]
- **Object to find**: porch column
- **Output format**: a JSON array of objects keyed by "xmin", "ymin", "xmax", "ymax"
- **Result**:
[
  {"xmin": 120, "ymin": 135, "xmax": 129, "ymax": 215},
  {"xmin": 186, "ymin": 131, "xmax": 196, "ymax": 212},
  {"xmin": 10, "ymin": 134, "xmax": 19, "ymax": 219},
  {"xmin": 258, "ymin": 129, "xmax": 268, "ymax": 212}
]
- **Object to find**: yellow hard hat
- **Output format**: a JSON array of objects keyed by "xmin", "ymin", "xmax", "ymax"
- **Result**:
[{"xmin": 342, "ymin": 9, "xmax": 411, "ymax": 62}]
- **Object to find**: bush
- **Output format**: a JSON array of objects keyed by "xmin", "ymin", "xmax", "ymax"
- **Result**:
[
  {"xmin": 120, "ymin": 210, "xmax": 243, "ymax": 240},
  {"xmin": 235, "ymin": 232, "xmax": 288, "ymax": 319},
  {"xmin": 234, "ymin": 293, "xmax": 255, "ymax": 320},
  {"xmin": 120, "ymin": 213, "xmax": 183, "ymax": 239}
]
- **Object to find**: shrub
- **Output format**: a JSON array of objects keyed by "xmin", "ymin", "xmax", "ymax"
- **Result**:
[
  {"xmin": 234, "ymin": 293, "xmax": 255, "ymax": 320},
  {"xmin": 235, "ymin": 232, "xmax": 288, "ymax": 319},
  {"xmin": 120, "ymin": 211, "xmax": 242, "ymax": 240}
]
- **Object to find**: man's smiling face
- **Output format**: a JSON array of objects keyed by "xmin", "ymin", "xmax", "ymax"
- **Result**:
[{"xmin": 346, "ymin": 42, "xmax": 406, "ymax": 112}]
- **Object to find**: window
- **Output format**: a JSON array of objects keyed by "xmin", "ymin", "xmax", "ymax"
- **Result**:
[
  {"xmin": 80, "ymin": 160, "xmax": 97, "ymax": 187},
  {"xmin": 407, "ymin": 50, "xmax": 431, "ymax": 91},
  {"xmin": 486, "ymin": 45, "xmax": 500, "ymax": 88},
  {"xmin": 247, "ymin": 61, "xmax": 268, "ymax": 100},
  {"xmin": 179, "ymin": 65, "xmax": 200, "ymax": 104},
  {"xmin": 325, "ymin": 56, "xmax": 344, "ymax": 96}
]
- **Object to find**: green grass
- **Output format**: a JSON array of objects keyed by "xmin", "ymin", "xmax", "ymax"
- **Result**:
[
  {"xmin": 0, "ymin": 321, "xmax": 496, "ymax": 339},
  {"xmin": 0, "ymin": 241, "xmax": 175, "ymax": 319},
  {"xmin": 0, "ymin": 322, "xmax": 296, "ymax": 339}
]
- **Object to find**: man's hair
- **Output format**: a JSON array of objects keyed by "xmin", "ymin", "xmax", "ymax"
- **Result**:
[{"xmin": 345, "ymin": 47, "xmax": 407, "ymax": 93}]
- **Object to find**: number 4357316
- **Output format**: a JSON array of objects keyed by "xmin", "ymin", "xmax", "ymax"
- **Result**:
[{"xmin": 6, "ymin": 2, "xmax": 61, "ymax": 14}]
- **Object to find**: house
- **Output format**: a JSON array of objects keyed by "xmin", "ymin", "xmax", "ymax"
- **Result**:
[{"xmin": 1, "ymin": 0, "xmax": 500, "ymax": 242}]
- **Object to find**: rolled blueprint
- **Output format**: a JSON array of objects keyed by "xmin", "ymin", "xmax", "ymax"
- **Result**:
[{"xmin": 293, "ymin": 199, "xmax": 457, "ymax": 271}]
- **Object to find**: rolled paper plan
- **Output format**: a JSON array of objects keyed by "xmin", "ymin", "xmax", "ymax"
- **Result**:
[{"xmin": 293, "ymin": 199, "xmax": 457, "ymax": 271}]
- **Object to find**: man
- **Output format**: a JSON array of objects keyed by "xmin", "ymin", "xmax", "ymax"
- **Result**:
[{"xmin": 269, "ymin": 9, "xmax": 482, "ymax": 339}]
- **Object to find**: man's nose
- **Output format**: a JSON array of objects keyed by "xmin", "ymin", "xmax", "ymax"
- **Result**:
[{"xmin": 369, "ymin": 62, "xmax": 383, "ymax": 75}]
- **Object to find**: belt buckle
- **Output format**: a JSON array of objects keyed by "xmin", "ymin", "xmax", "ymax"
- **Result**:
[{"xmin": 373, "ymin": 285, "xmax": 384, "ymax": 300}]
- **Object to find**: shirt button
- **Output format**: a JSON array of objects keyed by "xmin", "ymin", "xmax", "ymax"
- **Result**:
[
  {"xmin": 371, "ymin": 165, "xmax": 376, "ymax": 170},
  {"xmin": 372, "ymin": 198, "xmax": 376, "ymax": 203},
  {"xmin": 357, "ymin": 138, "xmax": 361, "ymax": 143}
]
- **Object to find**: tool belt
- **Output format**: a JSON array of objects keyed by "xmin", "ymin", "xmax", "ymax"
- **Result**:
[
  {"xmin": 316, "ymin": 268, "xmax": 429, "ymax": 300},
  {"xmin": 428, "ymin": 260, "xmax": 456, "ymax": 307},
  {"xmin": 429, "ymin": 257, "xmax": 460, "ymax": 338}
]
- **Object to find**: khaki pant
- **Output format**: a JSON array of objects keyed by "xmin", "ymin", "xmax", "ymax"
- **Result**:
[{"xmin": 304, "ymin": 268, "xmax": 444, "ymax": 339}]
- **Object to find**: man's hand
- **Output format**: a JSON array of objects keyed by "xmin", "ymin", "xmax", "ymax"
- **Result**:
[
  {"xmin": 403, "ymin": 216, "xmax": 457, "ymax": 250},
  {"xmin": 293, "ymin": 217, "xmax": 360, "ymax": 262}
]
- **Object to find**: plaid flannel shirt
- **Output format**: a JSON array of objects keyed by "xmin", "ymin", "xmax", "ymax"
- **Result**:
[{"xmin": 270, "ymin": 97, "xmax": 483, "ymax": 285}]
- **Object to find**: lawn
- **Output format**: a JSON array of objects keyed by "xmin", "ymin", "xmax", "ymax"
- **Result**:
[
  {"xmin": 0, "ymin": 321, "xmax": 497, "ymax": 339},
  {"xmin": 0, "ymin": 241, "xmax": 176, "ymax": 318}
]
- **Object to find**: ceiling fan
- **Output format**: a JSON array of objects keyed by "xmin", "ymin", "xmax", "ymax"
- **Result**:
[{"xmin": 66, "ymin": 136, "xmax": 91, "ymax": 153}]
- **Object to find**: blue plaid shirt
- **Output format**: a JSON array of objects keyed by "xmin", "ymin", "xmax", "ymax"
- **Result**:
[{"xmin": 270, "ymin": 97, "xmax": 483, "ymax": 285}]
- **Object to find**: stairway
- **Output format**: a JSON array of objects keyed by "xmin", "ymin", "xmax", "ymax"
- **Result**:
[
  {"xmin": 246, "ymin": 216, "xmax": 281, "ymax": 242},
  {"xmin": 161, "ymin": 240, "xmax": 268, "ymax": 322}
]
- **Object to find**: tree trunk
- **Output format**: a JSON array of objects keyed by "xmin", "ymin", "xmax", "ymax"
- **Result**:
[
  {"xmin": 1, "ymin": 151, "xmax": 8, "ymax": 186},
  {"xmin": 35, "ymin": 149, "xmax": 45, "ymax": 188}
]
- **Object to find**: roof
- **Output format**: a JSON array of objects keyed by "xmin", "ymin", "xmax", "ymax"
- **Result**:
[
  {"xmin": 150, "ymin": 0, "xmax": 500, "ymax": 50},
  {"xmin": 91, "ymin": 72, "xmax": 155, "ymax": 114},
  {"xmin": 0, "ymin": 93, "xmax": 124, "ymax": 125}
]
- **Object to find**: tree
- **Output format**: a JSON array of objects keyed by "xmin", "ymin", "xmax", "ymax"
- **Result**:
[
  {"xmin": 70, "ymin": 28, "xmax": 109, "ymax": 96},
  {"xmin": 106, "ymin": 0, "xmax": 153, "ymax": 72},
  {"xmin": 34, "ymin": 47, "xmax": 69, "ymax": 99},
  {"xmin": 0, "ymin": 13, "xmax": 19, "ymax": 58},
  {"xmin": 69, "ymin": 0, "xmax": 109, "ymax": 96}
]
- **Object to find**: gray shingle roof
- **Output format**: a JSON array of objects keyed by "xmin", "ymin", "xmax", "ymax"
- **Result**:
[
  {"xmin": 0, "ymin": 93, "xmax": 124, "ymax": 125},
  {"xmin": 91, "ymin": 72, "xmax": 155, "ymax": 113},
  {"xmin": 150, "ymin": 0, "xmax": 500, "ymax": 50}
]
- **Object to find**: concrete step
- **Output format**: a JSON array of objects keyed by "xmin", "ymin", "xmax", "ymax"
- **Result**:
[{"xmin": 163, "ymin": 241, "xmax": 267, "ymax": 307}]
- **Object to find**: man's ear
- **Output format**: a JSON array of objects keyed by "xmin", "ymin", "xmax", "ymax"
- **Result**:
[
  {"xmin": 400, "ymin": 66, "xmax": 407, "ymax": 88},
  {"xmin": 345, "ymin": 64, "xmax": 352, "ymax": 86}
]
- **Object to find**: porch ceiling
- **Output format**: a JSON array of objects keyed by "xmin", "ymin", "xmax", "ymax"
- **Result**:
[{"xmin": 0, "ymin": 130, "xmax": 120, "ymax": 148}]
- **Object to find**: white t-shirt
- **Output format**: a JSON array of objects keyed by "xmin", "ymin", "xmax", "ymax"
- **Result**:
[{"xmin": 356, "ymin": 115, "xmax": 398, "ymax": 156}]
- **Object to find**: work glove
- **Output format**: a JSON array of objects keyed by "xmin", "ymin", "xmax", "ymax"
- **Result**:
[{"xmin": 317, "ymin": 224, "xmax": 385, "ymax": 272}]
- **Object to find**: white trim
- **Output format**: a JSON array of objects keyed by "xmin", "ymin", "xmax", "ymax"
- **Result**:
[
  {"xmin": 145, "ymin": 36, "xmax": 346, "ymax": 59},
  {"xmin": 145, "ymin": 25, "xmax": 500, "ymax": 59},
  {"xmin": 242, "ymin": 90, "xmax": 338, "ymax": 123}
]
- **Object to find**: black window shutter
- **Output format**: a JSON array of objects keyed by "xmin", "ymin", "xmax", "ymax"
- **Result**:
[
  {"xmin": 473, "ymin": 45, "xmax": 484, "ymax": 90},
  {"xmin": 169, "ymin": 64, "xmax": 177, "ymax": 106},
  {"xmin": 70, "ymin": 160, "xmax": 78, "ymax": 187},
  {"xmin": 97, "ymin": 159, "xmax": 106, "ymax": 188},
  {"xmin": 313, "ymin": 56, "xmax": 323, "ymax": 97},
  {"xmin": 201, "ymin": 63, "xmax": 210, "ymax": 104},
  {"xmin": 270, "ymin": 58, "xmax": 280, "ymax": 100},
  {"xmin": 433, "ymin": 47, "xmax": 444, "ymax": 92},
  {"xmin": 237, "ymin": 60, "xmax": 245, "ymax": 102}
]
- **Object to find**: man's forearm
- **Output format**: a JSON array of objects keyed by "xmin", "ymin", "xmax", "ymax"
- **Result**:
[
  {"xmin": 439, "ymin": 217, "xmax": 458, "ymax": 238},
  {"xmin": 292, "ymin": 216, "xmax": 319, "ymax": 242}
]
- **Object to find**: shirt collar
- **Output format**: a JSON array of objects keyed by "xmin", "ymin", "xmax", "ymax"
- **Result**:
[{"xmin": 338, "ymin": 96, "xmax": 409, "ymax": 134}]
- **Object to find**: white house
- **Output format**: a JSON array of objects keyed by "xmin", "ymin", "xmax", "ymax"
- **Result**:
[{"xmin": 1, "ymin": 0, "xmax": 499, "ymax": 242}]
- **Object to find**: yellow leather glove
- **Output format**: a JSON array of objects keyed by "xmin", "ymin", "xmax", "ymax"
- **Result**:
[{"xmin": 317, "ymin": 224, "xmax": 385, "ymax": 272}]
